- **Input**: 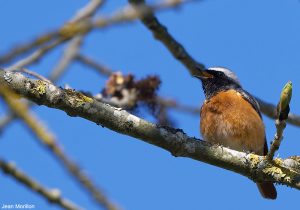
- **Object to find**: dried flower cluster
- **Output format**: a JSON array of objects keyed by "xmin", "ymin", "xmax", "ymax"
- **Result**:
[
  {"xmin": 101, "ymin": 72, "xmax": 159, "ymax": 107},
  {"xmin": 100, "ymin": 72, "xmax": 173, "ymax": 125}
]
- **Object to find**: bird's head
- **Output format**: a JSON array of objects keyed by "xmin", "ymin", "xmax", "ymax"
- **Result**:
[{"xmin": 194, "ymin": 67, "xmax": 242, "ymax": 99}]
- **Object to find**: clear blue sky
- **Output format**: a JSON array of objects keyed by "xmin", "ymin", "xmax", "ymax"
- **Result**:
[{"xmin": 0, "ymin": 0, "xmax": 300, "ymax": 209}]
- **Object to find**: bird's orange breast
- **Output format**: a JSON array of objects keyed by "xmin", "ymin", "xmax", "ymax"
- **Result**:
[{"xmin": 200, "ymin": 89, "xmax": 265, "ymax": 155}]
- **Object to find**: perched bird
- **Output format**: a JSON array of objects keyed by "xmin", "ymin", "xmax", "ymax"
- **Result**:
[{"xmin": 195, "ymin": 67, "xmax": 277, "ymax": 199}]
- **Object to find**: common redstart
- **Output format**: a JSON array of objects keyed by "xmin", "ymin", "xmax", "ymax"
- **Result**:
[{"xmin": 195, "ymin": 67, "xmax": 277, "ymax": 199}]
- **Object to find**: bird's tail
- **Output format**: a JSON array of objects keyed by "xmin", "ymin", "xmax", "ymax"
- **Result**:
[{"xmin": 256, "ymin": 183, "xmax": 277, "ymax": 199}]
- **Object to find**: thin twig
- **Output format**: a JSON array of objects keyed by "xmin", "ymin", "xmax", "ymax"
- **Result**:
[
  {"xmin": 76, "ymin": 54, "xmax": 300, "ymax": 125},
  {"xmin": 0, "ymin": 114, "xmax": 15, "ymax": 133},
  {"xmin": 76, "ymin": 54, "xmax": 113, "ymax": 77},
  {"xmin": 0, "ymin": 159, "xmax": 81, "ymax": 210},
  {"xmin": 2, "ymin": 0, "xmax": 192, "ymax": 72},
  {"xmin": 49, "ymin": 0, "xmax": 105, "ymax": 82},
  {"xmin": 156, "ymin": 97, "xmax": 200, "ymax": 114},
  {"xmin": 48, "ymin": 2, "xmax": 121, "ymax": 206},
  {"xmin": 5, "ymin": 39, "xmax": 65, "ymax": 71},
  {"xmin": 0, "ymin": 31, "xmax": 59, "ymax": 66},
  {"xmin": 18, "ymin": 68, "xmax": 52, "ymax": 83},
  {"xmin": 0, "ymin": 0, "xmax": 104, "ymax": 67},
  {"xmin": 49, "ymin": 35, "xmax": 83, "ymax": 82},
  {"xmin": 70, "ymin": 0, "xmax": 105, "ymax": 23},
  {"xmin": 256, "ymin": 97, "xmax": 300, "ymax": 126},
  {"xmin": 76, "ymin": 54, "xmax": 200, "ymax": 114},
  {"xmin": 267, "ymin": 119, "xmax": 287, "ymax": 161},
  {"xmin": 267, "ymin": 82, "xmax": 292, "ymax": 161},
  {"xmin": 128, "ymin": 0, "xmax": 205, "ymax": 75},
  {"xmin": 127, "ymin": 0, "xmax": 300, "ymax": 127}
]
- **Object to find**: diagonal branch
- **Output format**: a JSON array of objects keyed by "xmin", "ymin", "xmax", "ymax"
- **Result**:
[
  {"xmin": 129, "ymin": 0, "xmax": 205, "ymax": 75},
  {"xmin": 1, "ymin": 2, "xmax": 119, "ymax": 209},
  {"xmin": 76, "ymin": 54, "xmax": 300, "ymax": 127},
  {"xmin": 256, "ymin": 97, "xmax": 300, "ymax": 126},
  {"xmin": 0, "ymin": 31, "xmax": 59, "ymax": 66},
  {"xmin": 1, "ymin": 70, "xmax": 300, "ymax": 190},
  {"xmin": 0, "ymin": 159, "xmax": 81, "ymax": 210},
  {"xmin": 0, "ymin": 85, "xmax": 118, "ymax": 210},
  {"xmin": 49, "ymin": 0, "xmax": 105, "ymax": 82},
  {"xmin": 128, "ymin": 0, "xmax": 300, "ymax": 127},
  {"xmin": 1, "ymin": 0, "xmax": 193, "ymax": 69},
  {"xmin": 5, "ymin": 39, "xmax": 65, "ymax": 71}
]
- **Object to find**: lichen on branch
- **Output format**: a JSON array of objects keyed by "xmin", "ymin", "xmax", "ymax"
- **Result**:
[{"xmin": 1, "ymin": 69, "xmax": 300, "ymax": 190}]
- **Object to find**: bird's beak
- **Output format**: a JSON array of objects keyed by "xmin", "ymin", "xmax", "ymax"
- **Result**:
[{"xmin": 193, "ymin": 70, "xmax": 214, "ymax": 80}]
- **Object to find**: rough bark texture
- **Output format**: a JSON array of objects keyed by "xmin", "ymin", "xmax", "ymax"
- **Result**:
[{"xmin": 1, "ymin": 70, "xmax": 300, "ymax": 190}]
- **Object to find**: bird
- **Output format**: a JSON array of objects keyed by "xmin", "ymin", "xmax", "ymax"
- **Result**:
[{"xmin": 194, "ymin": 67, "xmax": 277, "ymax": 199}]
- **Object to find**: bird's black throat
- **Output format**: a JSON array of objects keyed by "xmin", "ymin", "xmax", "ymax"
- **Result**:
[{"xmin": 201, "ymin": 78, "xmax": 241, "ymax": 100}]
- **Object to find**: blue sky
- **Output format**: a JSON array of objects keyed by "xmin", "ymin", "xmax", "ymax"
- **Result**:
[{"xmin": 0, "ymin": 0, "xmax": 300, "ymax": 209}]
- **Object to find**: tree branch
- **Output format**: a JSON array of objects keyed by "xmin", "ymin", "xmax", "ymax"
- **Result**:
[
  {"xmin": 0, "ymin": 31, "xmax": 59, "ymax": 66},
  {"xmin": 1, "ymin": 70, "xmax": 300, "ymax": 190},
  {"xmin": 129, "ymin": 0, "xmax": 205, "ymax": 75},
  {"xmin": 5, "ymin": 39, "xmax": 65, "ymax": 71},
  {"xmin": 49, "ymin": 0, "xmax": 105, "ymax": 82},
  {"xmin": 128, "ymin": 0, "xmax": 300, "ymax": 127},
  {"xmin": 0, "ymin": 85, "xmax": 118, "ymax": 210},
  {"xmin": 76, "ymin": 53, "xmax": 300, "ymax": 128},
  {"xmin": 1, "ymin": 0, "xmax": 193, "ymax": 69},
  {"xmin": 0, "ymin": 159, "xmax": 81, "ymax": 210},
  {"xmin": 76, "ymin": 54, "xmax": 113, "ymax": 77},
  {"xmin": 256, "ymin": 97, "xmax": 300, "ymax": 127}
]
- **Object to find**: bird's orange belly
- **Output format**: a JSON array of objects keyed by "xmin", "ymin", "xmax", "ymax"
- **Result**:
[{"xmin": 200, "ymin": 90, "xmax": 265, "ymax": 155}]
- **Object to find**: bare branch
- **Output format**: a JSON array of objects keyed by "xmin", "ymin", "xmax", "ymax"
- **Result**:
[
  {"xmin": 0, "ymin": 159, "xmax": 81, "ymax": 210},
  {"xmin": 0, "ymin": 31, "xmax": 59, "ymax": 66},
  {"xmin": 76, "ymin": 54, "xmax": 113, "ymax": 77},
  {"xmin": 18, "ymin": 68, "xmax": 52, "ymax": 83},
  {"xmin": 49, "ymin": 36, "xmax": 82, "ymax": 82},
  {"xmin": 49, "ymin": 0, "xmax": 105, "ymax": 82},
  {"xmin": 70, "ymin": 0, "xmax": 105, "ymax": 23},
  {"xmin": 1, "ymin": 70, "xmax": 300, "ymax": 190},
  {"xmin": 2, "ymin": 0, "xmax": 192, "ymax": 72},
  {"xmin": 0, "ymin": 114, "xmax": 15, "ymax": 133},
  {"xmin": 0, "ymin": 85, "xmax": 119, "ymax": 210},
  {"xmin": 256, "ymin": 97, "xmax": 300, "ymax": 126},
  {"xmin": 5, "ymin": 39, "xmax": 65, "ymax": 71},
  {"xmin": 129, "ymin": 0, "xmax": 205, "ymax": 75},
  {"xmin": 128, "ymin": 0, "xmax": 300, "ymax": 128},
  {"xmin": 0, "ymin": 0, "xmax": 104, "ymax": 67}
]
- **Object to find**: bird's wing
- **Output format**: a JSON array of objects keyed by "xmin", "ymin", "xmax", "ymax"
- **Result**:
[
  {"xmin": 236, "ymin": 88, "xmax": 262, "ymax": 118},
  {"xmin": 236, "ymin": 88, "xmax": 270, "ymax": 155}
]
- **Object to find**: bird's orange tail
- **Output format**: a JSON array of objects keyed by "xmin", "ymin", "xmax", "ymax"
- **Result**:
[{"xmin": 257, "ymin": 183, "xmax": 277, "ymax": 199}]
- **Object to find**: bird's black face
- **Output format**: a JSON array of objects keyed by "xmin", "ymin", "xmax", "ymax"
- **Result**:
[{"xmin": 194, "ymin": 68, "xmax": 242, "ymax": 99}]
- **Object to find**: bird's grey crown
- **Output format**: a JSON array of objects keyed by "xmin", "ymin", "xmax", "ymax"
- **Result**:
[{"xmin": 208, "ymin": 67, "xmax": 240, "ymax": 85}]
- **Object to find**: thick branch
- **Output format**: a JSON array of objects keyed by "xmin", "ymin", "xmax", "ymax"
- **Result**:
[{"xmin": 1, "ymin": 70, "xmax": 300, "ymax": 190}]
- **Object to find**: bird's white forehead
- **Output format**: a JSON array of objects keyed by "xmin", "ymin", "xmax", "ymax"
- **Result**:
[{"xmin": 208, "ymin": 67, "xmax": 240, "ymax": 84}]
